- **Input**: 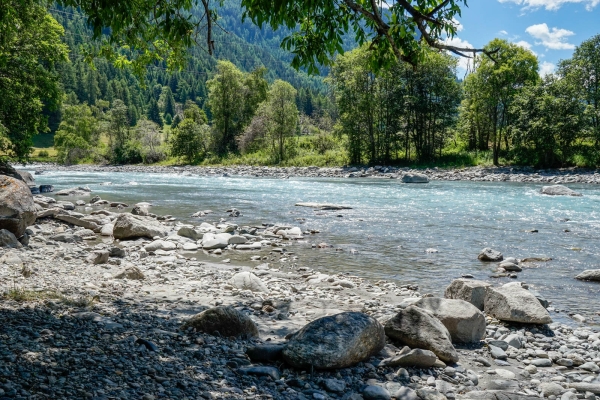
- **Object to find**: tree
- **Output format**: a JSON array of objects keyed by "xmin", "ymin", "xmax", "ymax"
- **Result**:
[
  {"xmin": 511, "ymin": 75, "xmax": 586, "ymax": 167},
  {"xmin": 207, "ymin": 61, "xmax": 247, "ymax": 154},
  {"xmin": 147, "ymin": 99, "xmax": 163, "ymax": 127},
  {"xmin": 135, "ymin": 118, "xmax": 165, "ymax": 163},
  {"xmin": 106, "ymin": 99, "xmax": 133, "ymax": 162},
  {"xmin": 262, "ymin": 80, "xmax": 299, "ymax": 162},
  {"xmin": 461, "ymin": 39, "xmax": 539, "ymax": 165},
  {"xmin": 0, "ymin": 0, "xmax": 68, "ymax": 161},
  {"xmin": 162, "ymin": 86, "xmax": 176, "ymax": 118},
  {"xmin": 54, "ymin": 104, "xmax": 100, "ymax": 164},
  {"xmin": 170, "ymin": 119, "xmax": 210, "ymax": 163},
  {"xmin": 559, "ymin": 34, "xmax": 600, "ymax": 147}
]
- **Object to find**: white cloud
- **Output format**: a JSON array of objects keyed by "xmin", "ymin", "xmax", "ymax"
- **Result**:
[
  {"xmin": 498, "ymin": 0, "xmax": 600, "ymax": 11},
  {"xmin": 443, "ymin": 37, "xmax": 475, "ymax": 72},
  {"xmin": 499, "ymin": 30, "xmax": 509, "ymax": 35},
  {"xmin": 451, "ymin": 18, "xmax": 464, "ymax": 32},
  {"xmin": 539, "ymin": 61, "xmax": 556, "ymax": 76},
  {"xmin": 514, "ymin": 40, "xmax": 537, "ymax": 55},
  {"xmin": 525, "ymin": 23, "xmax": 575, "ymax": 50}
]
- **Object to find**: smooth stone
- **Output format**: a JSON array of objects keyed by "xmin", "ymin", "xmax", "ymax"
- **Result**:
[
  {"xmin": 416, "ymin": 388, "xmax": 447, "ymax": 400},
  {"xmin": 230, "ymin": 272, "xmax": 268, "ymax": 292},
  {"xmin": 384, "ymin": 305, "xmax": 459, "ymax": 363},
  {"xmin": 489, "ymin": 345, "xmax": 507, "ymax": 360},
  {"xmin": 575, "ymin": 270, "xmax": 600, "ymax": 282},
  {"xmin": 413, "ymin": 297, "xmax": 486, "ymax": 343},
  {"xmin": 540, "ymin": 382, "xmax": 565, "ymax": 397},
  {"xmin": 238, "ymin": 366, "xmax": 280, "ymax": 380},
  {"xmin": 282, "ymin": 312, "xmax": 385, "ymax": 369},
  {"xmin": 531, "ymin": 358, "xmax": 553, "ymax": 367},
  {"xmin": 363, "ymin": 385, "xmax": 391, "ymax": 400},
  {"xmin": 323, "ymin": 379, "xmax": 346, "ymax": 393},
  {"xmin": 484, "ymin": 285, "xmax": 552, "ymax": 324},
  {"xmin": 181, "ymin": 306, "xmax": 258, "ymax": 338},
  {"xmin": 478, "ymin": 248, "xmax": 503, "ymax": 262},
  {"xmin": 112, "ymin": 214, "xmax": 169, "ymax": 239},
  {"xmin": 541, "ymin": 185, "xmax": 582, "ymax": 197},
  {"xmin": 380, "ymin": 348, "xmax": 437, "ymax": 368},
  {"xmin": 402, "ymin": 173, "xmax": 429, "ymax": 183}
]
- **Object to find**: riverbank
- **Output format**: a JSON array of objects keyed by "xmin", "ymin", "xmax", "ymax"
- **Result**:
[
  {"xmin": 2, "ymin": 192, "xmax": 600, "ymax": 400},
  {"xmin": 16, "ymin": 163, "xmax": 600, "ymax": 184}
]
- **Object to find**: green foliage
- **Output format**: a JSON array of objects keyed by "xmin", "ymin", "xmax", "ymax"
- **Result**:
[
  {"xmin": 207, "ymin": 61, "xmax": 268, "ymax": 154},
  {"xmin": 54, "ymin": 103, "xmax": 100, "ymax": 164},
  {"xmin": 0, "ymin": 0, "xmax": 69, "ymax": 161},
  {"xmin": 330, "ymin": 45, "xmax": 461, "ymax": 164},
  {"xmin": 170, "ymin": 119, "xmax": 211, "ymax": 163},
  {"xmin": 147, "ymin": 99, "xmax": 163, "ymax": 127},
  {"xmin": 135, "ymin": 119, "xmax": 166, "ymax": 164},
  {"xmin": 460, "ymin": 39, "xmax": 539, "ymax": 165},
  {"xmin": 261, "ymin": 80, "xmax": 299, "ymax": 162}
]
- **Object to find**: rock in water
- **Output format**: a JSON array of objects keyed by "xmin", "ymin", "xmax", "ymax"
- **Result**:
[
  {"xmin": 484, "ymin": 285, "xmax": 552, "ymax": 324},
  {"xmin": 402, "ymin": 173, "xmax": 429, "ymax": 183},
  {"xmin": 575, "ymin": 270, "xmax": 600, "ymax": 282},
  {"xmin": 282, "ymin": 312, "xmax": 385, "ymax": 369},
  {"xmin": 413, "ymin": 297, "xmax": 486, "ymax": 343},
  {"xmin": 0, "ymin": 229, "xmax": 21, "ymax": 248},
  {"xmin": 181, "ymin": 306, "xmax": 258, "ymax": 338},
  {"xmin": 444, "ymin": 279, "xmax": 491, "ymax": 311},
  {"xmin": 478, "ymin": 248, "xmax": 503, "ymax": 262},
  {"xmin": 541, "ymin": 185, "xmax": 582, "ymax": 197},
  {"xmin": 384, "ymin": 305, "xmax": 459, "ymax": 363},
  {"xmin": 230, "ymin": 271, "xmax": 268, "ymax": 292},
  {"xmin": 0, "ymin": 175, "xmax": 37, "ymax": 237},
  {"xmin": 112, "ymin": 213, "xmax": 169, "ymax": 240}
]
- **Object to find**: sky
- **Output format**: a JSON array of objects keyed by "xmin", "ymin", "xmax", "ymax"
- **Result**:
[{"xmin": 447, "ymin": 0, "xmax": 600, "ymax": 77}]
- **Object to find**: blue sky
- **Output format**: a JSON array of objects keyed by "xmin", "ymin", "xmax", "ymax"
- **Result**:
[{"xmin": 447, "ymin": 0, "xmax": 600, "ymax": 76}]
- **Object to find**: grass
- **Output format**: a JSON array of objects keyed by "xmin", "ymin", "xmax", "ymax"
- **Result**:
[{"xmin": 2, "ymin": 288, "xmax": 98, "ymax": 307}]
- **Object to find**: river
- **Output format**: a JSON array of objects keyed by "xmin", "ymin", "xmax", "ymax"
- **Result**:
[{"xmin": 30, "ymin": 169, "xmax": 600, "ymax": 324}]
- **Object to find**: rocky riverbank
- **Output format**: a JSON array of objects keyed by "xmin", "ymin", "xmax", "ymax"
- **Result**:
[
  {"xmin": 17, "ymin": 163, "xmax": 600, "ymax": 184},
  {"xmin": 2, "ymin": 188, "xmax": 600, "ymax": 400}
]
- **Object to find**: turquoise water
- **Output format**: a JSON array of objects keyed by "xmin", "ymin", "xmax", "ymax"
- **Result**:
[{"xmin": 32, "ymin": 170, "xmax": 600, "ymax": 323}]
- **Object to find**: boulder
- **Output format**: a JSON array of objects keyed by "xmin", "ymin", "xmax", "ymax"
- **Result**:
[
  {"xmin": 282, "ymin": 312, "xmax": 385, "ymax": 369},
  {"xmin": 541, "ymin": 185, "xmax": 582, "ymax": 197},
  {"xmin": 16, "ymin": 170, "xmax": 34, "ymax": 185},
  {"xmin": 87, "ymin": 250, "xmax": 109, "ymax": 265},
  {"xmin": 131, "ymin": 206, "xmax": 149, "ymax": 216},
  {"xmin": 484, "ymin": 285, "xmax": 552, "ymax": 324},
  {"xmin": 114, "ymin": 265, "xmax": 145, "ymax": 280},
  {"xmin": 54, "ymin": 211, "xmax": 100, "ymax": 231},
  {"xmin": 0, "ymin": 164, "xmax": 25, "ymax": 181},
  {"xmin": 181, "ymin": 306, "xmax": 258, "ymax": 339},
  {"xmin": 112, "ymin": 214, "xmax": 169, "ymax": 240},
  {"xmin": 230, "ymin": 271, "xmax": 268, "ymax": 292},
  {"xmin": 55, "ymin": 186, "xmax": 92, "ymax": 196},
  {"xmin": 478, "ymin": 248, "xmax": 503, "ymax": 262},
  {"xmin": 0, "ymin": 229, "xmax": 21, "ymax": 248},
  {"xmin": 228, "ymin": 235, "xmax": 247, "ymax": 245},
  {"xmin": 144, "ymin": 240, "xmax": 177, "ymax": 252},
  {"xmin": 0, "ymin": 175, "xmax": 37, "ymax": 237},
  {"xmin": 380, "ymin": 347, "xmax": 437, "ymax": 368},
  {"xmin": 444, "ymin": 279, "xmax": 491, "ymax": 311},
  {"xmin": 402, "ymin": 173, "xmax": 429, "ymax": 183},
  {"xmin": 202, "ymin": 233, "xmax": 229, "ymax": 249},
  {"xmin": 413, "ymin": 297, "xmax": 486, "ymax": 343},
  {"xmin": 100, "ymin": 224, "xmax": 114, "ymax": 236},
  {"xmin": 177, "ymin": 226, "xmax": 203, "ymax": 241},
  {"xmin": 384, "ymin": 305, "xmax": 459, "ymax": 363},
  {"xmin": 575, "ymin": 270, "xmax": 600, "ymax": 282}
]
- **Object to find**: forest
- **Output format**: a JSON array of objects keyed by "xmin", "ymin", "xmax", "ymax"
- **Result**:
[{"xmin": 1, "ymin": 0, "xmax": 599, "ymax": 168}]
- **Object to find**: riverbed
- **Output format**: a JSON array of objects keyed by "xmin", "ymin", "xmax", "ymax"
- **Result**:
[{"xmin": 29, "ymin": 169, "xmax": 600, "ymax": 324}]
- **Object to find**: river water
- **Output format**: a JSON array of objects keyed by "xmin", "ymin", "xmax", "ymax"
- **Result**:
[{"xmin": 31, "ymin": 169, "xmax": 600, "ymax": 324}]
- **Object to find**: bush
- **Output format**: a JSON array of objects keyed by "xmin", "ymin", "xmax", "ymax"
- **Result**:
[{"xmin": 38, "ymin": 150, "xmax": 49, "ymax": 157}]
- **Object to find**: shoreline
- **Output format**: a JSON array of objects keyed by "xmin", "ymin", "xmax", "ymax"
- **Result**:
[
  {"xmin": 16, "ymin": 162, "xmax": 600, "ymax": 184},
  {"xmin": 2, "ymin": 191, "xmax": 600, "ymax": 399}
]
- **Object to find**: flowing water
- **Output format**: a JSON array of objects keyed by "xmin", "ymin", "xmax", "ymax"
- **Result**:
[{"xmin": 31, "ymin": 169, "xmax": 600, "ymax": 324}]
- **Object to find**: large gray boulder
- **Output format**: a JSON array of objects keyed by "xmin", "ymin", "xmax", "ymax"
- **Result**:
[
  {"xmin": 484, "ymin": 285, "xmax": 552, "ymax": 324},
  {"xmin": 444, "ymin": 279, "xmax": 491, "ymax": 311},
  {"xmin": 384, "ymin": 305, "xmax": 459, "ymax": 363},
  {"xmin": 575, "ymin": 270, "xmax": 600, "ymax": 282},
  {"xmin": 16, "ymin": 170, "xmax": 34, "ymax": 185},
  {"xmin": 413, "ymin": 297, "xmax": 486, "ymax": 343},
  {"xmin": 478, "ymin": 248, "xmax": 503, "ymax": 262},
  {"xmin": 230, "ymin": 271, "xmax": 268, "ymax": 292},
  {"xmin": 0, "ymin": 229, "xmax": 21, "ymax": 248},
  {"xmin": 282, "ymin": 312, "xmax": 385, "ymax": 369},
  {"xmin": 541, "ymin": 185, "xmax": 582, "ymax": 197},
  {"xmin": 402, "ymin": 173, "xmax": 429, "ymax": 183},
  {"xmin": 0, "ymin": 175, "xmax": 37, "ymax": 237},
  {"xmin": 112, "ymin": 213, "xmax": 169, "ymax": 240},
  {"xmin": 181, "ymin": 306, "xmax": 258, "ymax": 338}
]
